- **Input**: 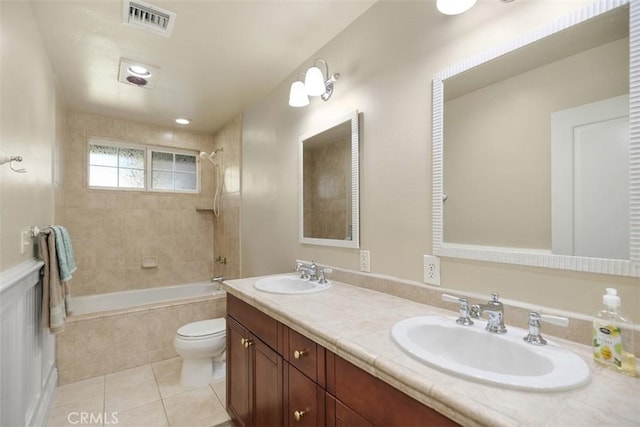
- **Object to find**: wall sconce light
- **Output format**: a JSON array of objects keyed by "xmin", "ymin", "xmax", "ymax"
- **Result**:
[
  {"xmin": 436, "ymin": 0, "xmax": 477, "ymax": 15},
  {"xmin": 288, "ymin": 58, "xmax": 340, "ymax": 107},
  {"xmin": 289, "ymin": 73, "xmax": 309, "ymax": 107}
]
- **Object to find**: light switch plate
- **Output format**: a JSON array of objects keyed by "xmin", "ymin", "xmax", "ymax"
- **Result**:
[{"xmin": 424, "ymin": 255, "xmax": 440, "ymax": 286}]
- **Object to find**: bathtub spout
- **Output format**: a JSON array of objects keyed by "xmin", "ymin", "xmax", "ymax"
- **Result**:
[{"xmin": 211, "ymin": 276, "xmax": 225, "ymax": 283}]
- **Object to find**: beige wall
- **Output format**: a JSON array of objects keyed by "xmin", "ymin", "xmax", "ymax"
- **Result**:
[
  {"xmin": 0, "ymin": 1, "xmax": 62, "ymax": 271},
  {"xmin": 241, "ymin": 1, "xmax": 639, "ymax": 318},
  {"xmin": 212, "ymin": 115, "xmax": 242, "ymax": 280},
  {"xmin": 444, "ymin": 39, "xmax": 628, "ymax": 249},
  {"xmin": 60, "ymin": 112, "xmax": 216, "ymax": 296}
]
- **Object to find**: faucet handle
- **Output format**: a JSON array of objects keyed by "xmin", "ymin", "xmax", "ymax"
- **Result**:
[
  {"xmin": 318, "ymin": 268, "xmax": 332, "ymax": 284},
  {"xmin": 523, "ymin": 312, "xmax": 569, "ymax": 346},
  {"xmin": 442, "ymin": 294, "xmax": 474, "ymax": 326}
]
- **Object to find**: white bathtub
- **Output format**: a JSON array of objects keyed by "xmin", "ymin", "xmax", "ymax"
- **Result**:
[
  {"xmin": 71, "ymin": 281, "xmax": 224, "ymax": 315},
  {"xmin": 59, "ymin": 281, "xmax": 227, "ymax": 385}
]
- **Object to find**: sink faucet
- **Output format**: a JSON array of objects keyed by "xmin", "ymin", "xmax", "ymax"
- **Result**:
[
  {"xmin": 471, "ymin": 292, "xmax": 507, "ymax": 334},
  {"xmin": 295, "ymin": 261, "xmax": 318, "ymax": 281}
]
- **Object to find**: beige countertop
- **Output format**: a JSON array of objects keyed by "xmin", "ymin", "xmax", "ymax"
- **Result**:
[{"xmin": 222, "ymin": 275, "xmax": 639, "ymax": 427}]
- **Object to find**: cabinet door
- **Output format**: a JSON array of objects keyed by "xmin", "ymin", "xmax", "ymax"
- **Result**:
[
  {"xmin": 285, "ymin": 363, "xmax": 325, "ymax": 427},
  {"xmin": 227, "ymin": 317, "xmax": 251, "ymax": 427},
  {"xmin": 253, "ymin": 338, "xmax": 283, "ymax": 427}
]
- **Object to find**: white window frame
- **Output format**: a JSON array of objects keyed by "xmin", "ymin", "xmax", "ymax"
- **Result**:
[{"xmin": 87, "ymin": 137, "xmax": 200, "ymax": 194}]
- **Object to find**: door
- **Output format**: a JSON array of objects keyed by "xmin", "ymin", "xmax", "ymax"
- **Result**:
[
  {"xmin": 252, "ymin": 338, "xmax": 283, "ymax": 426},
  {"xmin": 285, "ymin": 364, "xmax": 324, "ymax": 427},
  {"xmin": 227, "ymin": 317, "xmax": 250, "ymax": 427},
  {"xmin": 551, "ymin": 94, "xmax": 629, "ymax": 259}
]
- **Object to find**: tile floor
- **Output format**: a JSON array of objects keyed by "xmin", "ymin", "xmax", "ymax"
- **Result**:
[{"xmin": 46, "ymin": 357, "xmax": 232, "ymax": 427}]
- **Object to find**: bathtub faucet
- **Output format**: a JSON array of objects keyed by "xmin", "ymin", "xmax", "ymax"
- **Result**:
[{"xmin": 211, "ymin": 276, "xmax": 225, "ymax": 283}]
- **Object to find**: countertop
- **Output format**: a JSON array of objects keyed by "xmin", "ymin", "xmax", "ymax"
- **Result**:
[{"xmin": 222, "ymin": 275, "xmax": 639, "ymax": 427}]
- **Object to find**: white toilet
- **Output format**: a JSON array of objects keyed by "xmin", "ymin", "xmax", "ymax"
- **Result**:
[{"xmin": 173, "ymin": 318, "xmax": 226, "ymax": 387}]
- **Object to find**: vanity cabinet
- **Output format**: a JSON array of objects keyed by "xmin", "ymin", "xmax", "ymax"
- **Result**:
[
  {"xmin": 226, "ymin": 294, "xmax": 458, "ymax": 427},
  {"xmin": 226, "ymin": 296, "xmax": 283, "ymax": 427}
]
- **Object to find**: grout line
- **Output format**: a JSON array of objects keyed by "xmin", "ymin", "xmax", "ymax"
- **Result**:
[
  {"xmin": 150, "ymin": 361, "xmax": 172, "ymax": 425},
  {"xmin": 102, "ymin": 374, "xmax": 106, "ymax": 427}
]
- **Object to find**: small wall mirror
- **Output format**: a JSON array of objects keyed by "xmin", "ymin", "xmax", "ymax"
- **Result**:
[
  {"xmin": 299, "ymin": 111, "xmax": 360, "ymax": 248},
  {"xmin": 432, "ymin": 1, "xmax": 639, "ymax": 276}
]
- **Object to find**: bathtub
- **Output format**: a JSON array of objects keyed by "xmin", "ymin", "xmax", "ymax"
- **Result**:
[
  {"xmin": 57, "ymin": 282, "xmax": 227, "ymax": 385},
  {"xmin": 72, "ymin": 281, "xmax": 224, "ymax": 315}
]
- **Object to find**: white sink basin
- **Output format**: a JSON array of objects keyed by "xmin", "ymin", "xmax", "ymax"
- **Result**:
[
  {"xmin": 391, "ymin": 316, "xmax": 590, "ymax": 391},
  {"xmin": 254, "ymin": 275, "xmax": 331, "ymax": 294}
]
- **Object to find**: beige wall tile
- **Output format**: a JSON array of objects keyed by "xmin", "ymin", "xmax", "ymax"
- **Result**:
[{"xmin": 61, "ymin": 112, "xmax": 216, "ymax": 296}]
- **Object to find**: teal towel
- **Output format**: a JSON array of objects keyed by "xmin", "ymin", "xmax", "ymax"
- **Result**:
[{"xmin": 52, "ymin": 226, "xmax": 77, "ymax": 282}]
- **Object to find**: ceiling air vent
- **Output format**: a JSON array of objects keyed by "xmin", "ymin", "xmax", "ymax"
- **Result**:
[{"xmin": 122, "ymin": 0, "xmax": 176, "ymax": 37}]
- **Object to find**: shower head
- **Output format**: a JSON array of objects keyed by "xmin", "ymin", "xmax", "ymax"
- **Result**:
[{"xmin": 199, "ymin": 148, "xmax": 224, "ymax": 165}]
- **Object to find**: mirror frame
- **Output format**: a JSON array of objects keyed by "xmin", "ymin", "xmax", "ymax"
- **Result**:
[
  {"xmin": 432, "ymin": 0, "xmax": 639, "ymax": 277},
  {"xmin": 299, "ymin": 110, "xmax": 360, "ymax": 248}
]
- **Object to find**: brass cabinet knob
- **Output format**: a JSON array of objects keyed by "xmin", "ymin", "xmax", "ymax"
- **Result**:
[
  {"xmin": 241, "ymin": 338, "xmax": 253, "ymax": 348},
  {"xmin": 293, "ymin": 349, "xmax": 307, "ymax": 359},
  {"xmin": 293, "ymin": 410, "xmax": 307, "ymax": 421}
]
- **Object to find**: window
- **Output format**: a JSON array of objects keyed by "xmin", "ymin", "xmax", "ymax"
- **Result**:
[{"xmin": 88, "ymin": 139, "xmax": 199, "ymax": 193}]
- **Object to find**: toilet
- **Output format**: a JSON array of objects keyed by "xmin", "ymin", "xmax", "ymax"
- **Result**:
[{"xmin": 173, "ymin": 318, "xmax": 226, "ymax": 387}]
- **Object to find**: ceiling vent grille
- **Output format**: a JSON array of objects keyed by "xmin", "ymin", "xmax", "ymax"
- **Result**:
[{"xmin": 122, "ymin": 0, "xmax": 176, "ymax": 37}]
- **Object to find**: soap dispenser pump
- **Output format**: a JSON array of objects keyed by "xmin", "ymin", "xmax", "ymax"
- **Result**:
[{"xmin": 593, "ymin": 288, "xmax": 636, "ymax": 376}]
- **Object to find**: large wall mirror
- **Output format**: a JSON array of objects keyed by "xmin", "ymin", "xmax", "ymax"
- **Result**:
[
  {"xmin": 432, "ymin": 0, "xmax": 639, "ymax": 276},
  {"xmin": 299, "ymin": 111, "xmax": 360, "ymax": 248}
]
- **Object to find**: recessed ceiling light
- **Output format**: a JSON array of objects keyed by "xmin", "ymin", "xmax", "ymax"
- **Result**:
[
  {"xmin": 436, "ymin": 0, "xmax": 477, "ymax": 15},
  {"xmin": 127, "ymin": 65, "xmax": 152, "ymax": 78},
  {"xmin": 118, "ymin": 58, "xmax": 160, "ymax": 89},
  {"xmin": 175, "ymin": 118, "xmax": 190, "ymax": 125},
  {"xmin": 126, "ymin": 75, "xmax": 148, "ymax": 86}
]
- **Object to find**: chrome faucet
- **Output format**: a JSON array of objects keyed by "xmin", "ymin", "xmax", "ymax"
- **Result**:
[
  {"xmin": 295, "ymin": 261, "xmax": 318, "ymax": 281},
  {"xmin": 441, "ymin": 294, "xmax": 474, "ymax": 326},
  {"xmin": 523, "ymin": 312, "xmax": 569, "ymax": 345},
  {"xmin": 471, "ymin": 292, "xmax": 507, "ymax": 334}
]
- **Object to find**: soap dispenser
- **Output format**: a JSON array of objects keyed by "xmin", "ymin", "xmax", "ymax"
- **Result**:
[{"xmin": 593, "ymin": 288, "xmax": 636, "ymax": 376}]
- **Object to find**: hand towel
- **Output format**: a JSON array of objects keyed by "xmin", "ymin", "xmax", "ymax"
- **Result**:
[
  {"xmin": 38, "ymin": 228, "xmax": 72, "ymax": 334},
  {"xmin": 52, "ymin": 225, "xmax": 77, "ymax": 282}
]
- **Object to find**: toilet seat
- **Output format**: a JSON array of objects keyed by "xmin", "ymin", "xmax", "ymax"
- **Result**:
[{"xmin": 177, "ymin": 318, "xmax": 226, "ymax": 340}]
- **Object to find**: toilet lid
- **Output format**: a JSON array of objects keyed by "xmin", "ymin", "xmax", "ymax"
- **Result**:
[{"xmin": 177, "ymin": 318, "xmax": 226, "ymax": 338}]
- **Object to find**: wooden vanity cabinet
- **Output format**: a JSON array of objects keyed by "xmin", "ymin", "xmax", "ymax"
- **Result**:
[
  {"xmin": 227, "ymin": 295, "xmax": 283, "ymax": 427},
  {"xmin": 226, "ymin": 294, "xmax": 457, "ymax": 427},
  {"xmin": 326, "ymin": 353, "xmax": 458, "ymax": 427}
]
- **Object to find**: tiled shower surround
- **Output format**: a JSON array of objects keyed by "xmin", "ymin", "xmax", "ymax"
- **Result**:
[
  {"xmin": 60, "ymin": 112, "xmax": 218, "ymax": 296},
  {"xmin": 212, "ymin": 115, "xmax": 242, "ymax": 281},
  {"xmin": 56, "ymin": 294, "xmax": 225, "ymax": 385}
]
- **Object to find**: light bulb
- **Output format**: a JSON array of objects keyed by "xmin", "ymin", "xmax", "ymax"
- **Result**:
[
  {"xmin": 289, "ymin": 81, "xmax": 309, "ymax": 107},
  {"xmin": 304, "ymin": 66, "xmax": 326, "ymax": 97}
]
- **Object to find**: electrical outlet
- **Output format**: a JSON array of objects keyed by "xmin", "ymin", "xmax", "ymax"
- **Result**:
[
  {"xmin": 360, "ymin": 250, "xmax": 371, "ymax": 272},
  {"xmin": 423, "ymin": 255, "xmax": 440, "ymax": 286}
]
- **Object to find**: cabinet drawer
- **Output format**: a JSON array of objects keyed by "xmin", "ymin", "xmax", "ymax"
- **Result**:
[
  {"xmin": 285, "ymin": 364, "xmax": 325, "ymax": 427},
  {"xmin": 330, "ymin": 353, "xmax": 459, "ymax": 427},
  {"xmin": 227, "ymin": 294, "xmax": 278, "ymax": 350},
  {"xmin": 288, "ymin": 328, "xmax": 324, "ymax": 384},
  {"xmin": 325, "ymin": 394, "xmax": 372, "ymax": 427}
]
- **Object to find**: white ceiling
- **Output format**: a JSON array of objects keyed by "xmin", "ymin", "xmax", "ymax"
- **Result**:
[{"xmin": 30, "ymin": 0, "xmax": 376, "ymax": 134}]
